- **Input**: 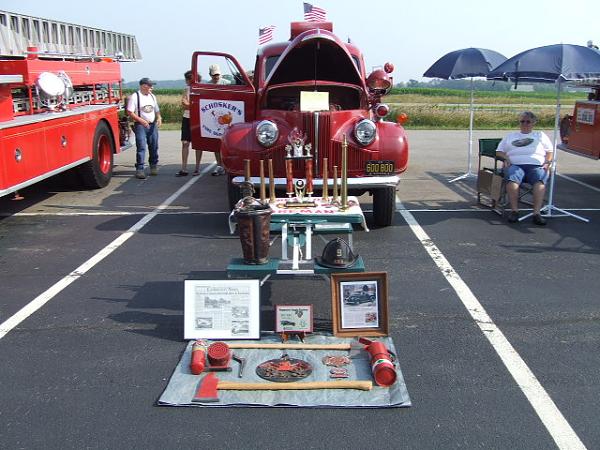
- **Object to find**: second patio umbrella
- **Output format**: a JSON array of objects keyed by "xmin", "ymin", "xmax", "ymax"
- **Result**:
[
  {"xmin": 487, "ymin": 43, "xmax": 600, "ymax": 222},
  {"xmin": 424, "ymin": 48, "xmax": 507, "ymax": 182}
]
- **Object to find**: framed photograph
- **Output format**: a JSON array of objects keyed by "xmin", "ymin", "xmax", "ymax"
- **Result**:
[
  {"xmin": 184, "ymin": 279, "xmax": 260, "ymax": 340},
  {"xmin": 330, "ymin": 272, "xmax": 388, "ymax": 337},
  {"xmin": 275, "ymin": 304, "xmax": 314, "ymax": 333}
]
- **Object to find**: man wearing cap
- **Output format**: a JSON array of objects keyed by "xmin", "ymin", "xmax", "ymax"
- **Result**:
[
  {"xmin": 208, "ymin": 64, "xmax": 230, "ymax": 85},
  {"xmin": 206, "ymin": 64, "xmax": 229, "ymax": 175},
  {"xmin": 127, "ymin": 77, "xmax": 162, "ymax": 179}
]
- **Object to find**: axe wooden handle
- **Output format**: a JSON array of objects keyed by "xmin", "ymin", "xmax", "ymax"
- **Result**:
[
  {"xmin": 227, "ymin": 343, "xmax": 352, "ymax": 350},
  {"xmin": 217, "ymin": 380, "xmax": 372, "ymax": 391}
]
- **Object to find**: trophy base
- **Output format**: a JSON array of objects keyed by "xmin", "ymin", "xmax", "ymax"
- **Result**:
[{"xmin": 285, "ymin": 200, "xmax": 317, "ymax": 208}]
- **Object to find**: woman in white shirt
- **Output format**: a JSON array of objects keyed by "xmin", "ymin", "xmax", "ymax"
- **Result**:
[{"xmin": 496, "ymin": 111, "xmax": 553, "ymax": 225}]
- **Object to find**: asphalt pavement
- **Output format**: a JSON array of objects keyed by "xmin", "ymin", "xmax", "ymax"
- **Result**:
[{"xmin": 0, "ymin": 129, "xmax": 599, "ymax": 450}]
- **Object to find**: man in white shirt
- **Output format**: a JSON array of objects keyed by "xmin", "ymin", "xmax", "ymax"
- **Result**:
[
  {"xmin": 208, "ymin": 64, "xmax": 230, "ymax": 86},
  {"xmin": 127, "ymin": 77, "xmax": 162, "ymax": 179},
  {"xmin": 206, "ymin": 64, "xmax": 228, "ymax": 175},
  {"xmin": 496, "ymin": 111, "xmax": 553, "ymax": 225}
]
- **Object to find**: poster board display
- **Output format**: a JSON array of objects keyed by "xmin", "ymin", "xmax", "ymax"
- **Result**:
[{"xmin": 275, "ymin": 304, "xmax": 314, "ymax": 333}]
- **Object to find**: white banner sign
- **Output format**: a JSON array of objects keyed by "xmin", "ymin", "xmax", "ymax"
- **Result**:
[{"xmin": 199, "ymin": 99, "xmax": 245, "ymax": 138}]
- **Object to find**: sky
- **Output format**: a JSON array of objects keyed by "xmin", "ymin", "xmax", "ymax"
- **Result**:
[{"xmin": 3, "ymin": 0, "xmax": 599, "ymax": 83}]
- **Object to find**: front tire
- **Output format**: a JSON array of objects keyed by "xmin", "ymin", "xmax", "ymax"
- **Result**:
[
  {"xmin": 80, "ymin": 121, "xmax": 114, "ymax": 189},
  {"xmin": 373, "ymin": 186, "xmax": 396, "ymax": 227}
]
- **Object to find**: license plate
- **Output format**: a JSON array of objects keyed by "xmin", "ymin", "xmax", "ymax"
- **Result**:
[{"xmin": 365, "ymin": 160, "xmax": 395, "ymax": 176}]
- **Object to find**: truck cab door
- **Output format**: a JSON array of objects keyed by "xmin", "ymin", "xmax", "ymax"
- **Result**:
[{"xmin": 190, "ymin": 51, "xmax": 256, "ymax": 152}]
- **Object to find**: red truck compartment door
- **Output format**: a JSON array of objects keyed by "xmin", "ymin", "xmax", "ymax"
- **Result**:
[{"xmin": 190, "ymin": 52, "xmax": 255, "ymax": 152}]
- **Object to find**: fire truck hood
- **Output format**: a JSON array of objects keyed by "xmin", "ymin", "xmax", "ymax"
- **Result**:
[{"xmin": 265, "ymin": 28, "xmax": 364, "ymax": 89}]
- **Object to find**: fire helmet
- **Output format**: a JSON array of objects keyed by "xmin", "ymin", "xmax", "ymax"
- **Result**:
[{"xmin": 315, "ymin": 238, "xmax": 358, "ymax": 269}]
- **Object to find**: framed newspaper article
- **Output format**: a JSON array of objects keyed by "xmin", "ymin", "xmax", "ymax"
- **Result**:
[
  {"xmin": 184, "ymin": 280, "xmax": 260, "ymax": 339},
  {"xmin": 331, "ymin": 272, "xmax": 388, "ymax": 337}
]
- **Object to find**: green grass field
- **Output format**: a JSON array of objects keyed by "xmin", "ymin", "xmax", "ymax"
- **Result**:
[{"xmin": 145, "ymin": 87, "xmax": 581, "ymax": 130}]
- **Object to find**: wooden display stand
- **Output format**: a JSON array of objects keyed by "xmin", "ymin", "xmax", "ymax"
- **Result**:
[{"xmin": 227, "ymin": 196, "xmax": 367, "ymax": 284}]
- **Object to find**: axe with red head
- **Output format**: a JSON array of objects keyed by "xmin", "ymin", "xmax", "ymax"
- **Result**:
[{"xmin": 192, "ymin": 373, "xmax": 372, "ymax": 403}]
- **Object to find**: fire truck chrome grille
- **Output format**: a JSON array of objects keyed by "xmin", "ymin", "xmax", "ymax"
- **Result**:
[{"xmin": 261, "ymin": 113, "xmax": 379, "ymax": 178}]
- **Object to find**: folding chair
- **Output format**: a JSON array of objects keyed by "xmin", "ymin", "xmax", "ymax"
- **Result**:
[
  {"xmin": 477, "ymin": 138, "xmax": 535, "ymax": 215},
  {"xmin": 476, "ymin": 138, "xmax": 503, "ymax": 213}
]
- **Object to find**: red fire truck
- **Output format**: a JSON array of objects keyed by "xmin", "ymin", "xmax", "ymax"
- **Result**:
[
  {"xmin": 560, "ymin": 85, "xmax": 600, "ymax": 159},
  {"xmin": 189, "ymin": 21, "xmax": 408, "ymax": 227},
  {"xmin": 0, "ymin": 10, "xmax": 140, "ymax": 198}
]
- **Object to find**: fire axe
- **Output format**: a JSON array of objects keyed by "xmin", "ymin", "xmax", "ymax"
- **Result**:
[{"xmin": 192, "ymin": 372, "xmax": 372, "ymax": 403}]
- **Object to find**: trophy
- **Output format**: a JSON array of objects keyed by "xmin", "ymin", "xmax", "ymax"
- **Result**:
[
  {"xmin": 284, "ymin": 127, "xmax": 316, "ymax": 207},
  {"xmin": 340, "ymin": 135, "xmax": 349, "ymax": 210}
]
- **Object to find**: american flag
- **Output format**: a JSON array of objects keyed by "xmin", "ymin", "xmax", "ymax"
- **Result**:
[
  {"xmin": 258, "ymin": 25, "xmax": 276, "ymax": 45},
  {"xmin": 303, "ymin": 3, "xmax": 327, "ymax": 21}
]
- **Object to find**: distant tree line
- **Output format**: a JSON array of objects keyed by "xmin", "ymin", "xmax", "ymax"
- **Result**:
[
  {"xmin": 123, "ymin": 77, "xmax": 586, "ymax": 94},
  {"xmin": 395, "ymin": 78, "xmax": 563, "ymax": 93},
  {"xmin": 123, "ymin": 79, "xmax": 186, "ymax": 90}
]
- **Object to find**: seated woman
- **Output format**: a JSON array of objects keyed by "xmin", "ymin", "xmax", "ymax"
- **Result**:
[{"xmin": 496, "ymin": 111, "xmax": 553, "ymax": 225}]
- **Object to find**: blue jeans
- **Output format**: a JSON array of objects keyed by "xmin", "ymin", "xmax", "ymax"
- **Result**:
[
  {"xmin": 133, "ymin": 123, "xmax": 159, "ymax": 170},
  {"xmin": 505, "ymin": 164, "xmax": 548, "ymax": 185}
]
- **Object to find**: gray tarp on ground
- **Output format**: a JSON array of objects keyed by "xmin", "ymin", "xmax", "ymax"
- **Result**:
[{"xmin": 158, "ymin": 334, "xmax": 411, "ymax": 408}]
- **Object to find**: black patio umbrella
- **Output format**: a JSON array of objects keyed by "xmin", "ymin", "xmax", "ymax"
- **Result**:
[
  {"xmin": 424, "ymin": 48, "xmax": 507, "ymax": 182},
  {"xmin": 487, "ymin": 44, "xmax": 600, "ymax": 222},
  {"xmin": 424, "ymin": 47, "xmax": 507, "ymax": 80}
]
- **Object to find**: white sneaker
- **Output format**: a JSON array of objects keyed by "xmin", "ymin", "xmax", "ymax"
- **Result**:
[
  {"xmin": 135, "ymin": 170, "xmax": 147, "ymax": 179},
  {"xmin": 211, "ymin": 165, "xmax": 225, "ymax": 176}
]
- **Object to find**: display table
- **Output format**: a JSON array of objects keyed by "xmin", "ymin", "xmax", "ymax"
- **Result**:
[{"xmin": 228, "ymin": 197, "xmax": 368, "ymax": 282}]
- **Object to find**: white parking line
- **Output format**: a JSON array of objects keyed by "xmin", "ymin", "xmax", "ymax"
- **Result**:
[
  {"xmin": 398, "ymin": 201, "xmax": 586, "ymax": 450},
  {"xmin": 0, "ymin": 164, "xmax": 214, "ymax": 340},
  {"xmin": 557, "ymin": 173, "xmax": 600, "ymax": 193},
  {"xmin": 5, "ymin": 207, "xmax": 600, "ymax": 218},
  {"xmin": 2, "ymin": 210, "xmax": 231, "ymax": 217}
]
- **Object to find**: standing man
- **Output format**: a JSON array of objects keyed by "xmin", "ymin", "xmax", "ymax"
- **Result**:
[
  {"xmin": 177, "ymin": 70, "xmax": 202, "ymax": 176},
  {"xmin": 127, "ymin": 77, "xmax": 162, "ymax": 179},
  {"xmin": 207, "ymin": 64, "xmax": 229, "ymax": 175}
]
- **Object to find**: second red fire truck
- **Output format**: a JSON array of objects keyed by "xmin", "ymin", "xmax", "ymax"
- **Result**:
[{"xmin": 0, "ymin": 10, "xmax": 140, "ymax": 198}]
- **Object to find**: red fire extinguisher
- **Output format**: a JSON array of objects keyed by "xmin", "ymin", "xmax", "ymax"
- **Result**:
[
  {"xmin": 190, "ymin": 340, "xmax": 206, "ymax": 375},
  {"xmin": 359, "ymin": 337, "xmax": 397, "ymax": 387}
]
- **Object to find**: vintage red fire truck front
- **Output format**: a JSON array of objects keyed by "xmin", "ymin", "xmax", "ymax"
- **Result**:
[
  {"xmin": 0, "ymin": 10, "xmax": 141, "ymax": 198},
  {"xmin": 189, "ymin": 21, "xmax": 408, "ymax": 226}
]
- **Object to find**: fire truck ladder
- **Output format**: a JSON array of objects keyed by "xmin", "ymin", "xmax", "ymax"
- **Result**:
[{"xmin": 0, "ymin": 10, "xmax": 142, "ymax": 61}]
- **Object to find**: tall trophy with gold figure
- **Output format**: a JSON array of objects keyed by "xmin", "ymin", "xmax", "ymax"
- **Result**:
[{"xmin": 284, "ymin": 127, "xmax": 315, "ymax": 207}]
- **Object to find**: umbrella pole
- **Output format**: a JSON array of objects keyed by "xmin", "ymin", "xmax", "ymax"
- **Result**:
[
  {"xmin": 520, "ymin": 80, "xmax": 588, "ymax": 222},
  {"xmin": 449, "ymin": 77, "xmax": 476, "ymax": 183}
]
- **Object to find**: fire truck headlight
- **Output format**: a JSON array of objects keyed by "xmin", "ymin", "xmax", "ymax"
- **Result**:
[
  {"xmin": 256, "ymin": 120, "xmax": 279, "ymax": 147},
  {"xmin": 354, "ymin": 119, "xmax": 377, "ymax": 146}
]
